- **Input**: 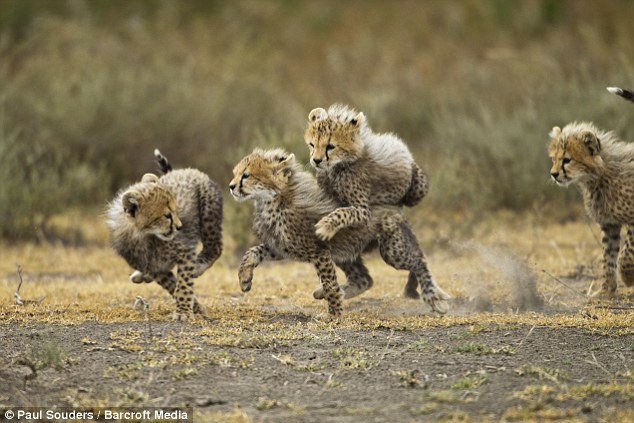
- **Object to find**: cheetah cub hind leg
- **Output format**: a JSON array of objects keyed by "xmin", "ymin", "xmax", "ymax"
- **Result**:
[{"xmin": 403, "ymin": 272, "xmax": 420, "ymax": 299}]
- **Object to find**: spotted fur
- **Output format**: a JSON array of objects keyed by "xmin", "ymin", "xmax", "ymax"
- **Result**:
[
  {"xmin": 230, "ymin": 148, "xmax": 449, "ymax": 316},
  {"xmin": 107, "ymin": 150, "xmax": 223, "ymax": 320},
  {"xmin": 305, "ymin": 104, "xmax": 430, "ymax": 298},
  {"xmin": 548, "ymin": 122, "xmax": 634, "ymax": 296}
]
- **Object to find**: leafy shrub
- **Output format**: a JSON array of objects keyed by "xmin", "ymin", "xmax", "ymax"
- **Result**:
[{"xmin": 1, "ymin": 0, "xmax": 634, "ymax": 248}]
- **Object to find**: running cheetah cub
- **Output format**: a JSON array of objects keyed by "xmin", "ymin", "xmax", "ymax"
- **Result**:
[
  {"xmin": 230, "ymin": 148, "xmax": 449, "ymax": 316},
  {"xmin": 549, "ymin": 122, "xmax": 634, "ymax": 297},
  {"xmin": 305, "ymin": 104, "xmax": 430, "ymax": 299},
  {"xmin": 107, "ymin": 150, "xmax": 223, "ymax": 320}
]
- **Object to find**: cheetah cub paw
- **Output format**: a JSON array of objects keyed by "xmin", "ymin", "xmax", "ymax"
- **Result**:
[
  {"xmin": 172, "ymin": 310, "xmax": 191, "ymax": 322},
  {"xmin": 619, "ymin": 267, "xmax": 634, "ymax": 287},
  {"xmin": 130, "ymin": 270, "xmax": 153, "ymax": 284},
  {"xmin": 193, "ymin": 298, "xmax": 207, "ymax": 316},
  {"xmin": 313, "ymin": 284, "xmax": 367, "ymax": 300},
  {"xmin": 191, "ymin": 259, "xmax": 213, "ymax": 278},
  {"xmin": 238, "ymin": 266, "xmax": 254, "ymax": 292},
  {"xmin": 422, "ymin": 285, "xmax": 452, "ymax": 315},
  {"xmin": 315, "ymin": 216, "xmax": 339, "ymax": 241},
  {"xmin": 313, "ymin": 286, "xmax": 325, "ymax": 300}
]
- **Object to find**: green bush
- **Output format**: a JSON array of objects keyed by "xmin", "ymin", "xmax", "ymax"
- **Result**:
[
  {"xmin": 1, "ymin": 0, "xmax": 634, "ymax": 248},
  {"xmin": 0, "ymin": 121, "xmax": 110, "ymax": 239}
]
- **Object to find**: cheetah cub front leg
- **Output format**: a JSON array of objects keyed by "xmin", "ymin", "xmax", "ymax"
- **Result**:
[
  {"xmin": 238, "ymin": 248, "xmax": 260, "ymax": 293},
  {"xmin": 153, "ymin": 272, "xmax": 206, "ymax": 318},
  {"xmin": 591, "ymin": 223, "xmax": 620, "ymax": 298},
  {"xmin": 313, "ymin": 258, "xmax": 374, "ymax": 300},
  {"xmin": 171, "ymin": 259, "xmax": 202, "ymax": 321},
  {"xmin": 315, "ymin": 206, "xmax": 371, "ymax": 241},
  {"xmin": 311, "ymin": 252, "xmax": 344, "ymax": 318},
  {"xmin": 237, "ymin": 244, "xmax": 281, "ymax": 293}
]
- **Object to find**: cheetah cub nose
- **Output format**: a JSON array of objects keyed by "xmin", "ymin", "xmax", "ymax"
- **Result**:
[
  {"xmin": 229, "ymin": 183, "xmax": 236, "ymax": 191},
  {"xmin": 312, "ymin": 158, "xmax": 322, "ymax": 165},
  {"xmin": 550, "ymin": 172, "xmax": 559, "ymax": 180}
]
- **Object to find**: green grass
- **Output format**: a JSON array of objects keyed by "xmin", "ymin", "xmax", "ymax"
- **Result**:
[
  {"xmin": 515, "ymin": 365, "xmax": 570, "ymax": 383},
  {"xmin": 407, "ymin": 337, "xmax": 430, "ymax": 351},
  {"xmin": 332, "ymin": 346, "xmax": 372, "ymax": 370},
  {"xmin": 451, "ymin": 375, "xmax": 488, "ymax": 390},
  {"xmin": 25, "ymin": 335, "xmax": 67, "ymax": 371}
]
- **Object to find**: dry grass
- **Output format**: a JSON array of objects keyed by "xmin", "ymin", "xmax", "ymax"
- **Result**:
[{"xmin": 2, "ymin": 211, "xmax": 633, "ymax": 332}]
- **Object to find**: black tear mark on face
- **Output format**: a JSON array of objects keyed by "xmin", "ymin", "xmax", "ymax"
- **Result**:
[{"xmin": 562, "ymin": 154, "xmax": 570, "ymax": 178}]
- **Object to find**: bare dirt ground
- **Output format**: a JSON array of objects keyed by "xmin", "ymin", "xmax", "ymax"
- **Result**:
[
  {"xmin": 1, "ymin": 317, "xmax": 633, "ymax": 422},
  {"xmin": 1, "ymin": 213, "xmax": 633, "ymax": 422}
]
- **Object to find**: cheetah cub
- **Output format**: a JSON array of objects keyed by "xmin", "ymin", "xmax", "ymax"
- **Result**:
[
  {"xmin": 305, "ymin": 104, "xmax": 430, "ymax": 299},
  {"xmin": 549, "ymin": 122, "xmax": 634, "ymax": 297},
  {"xmin": 230, "ymin": 148, "xmax": 449, "ymax": 317},
  {"xmin": 107, "ymin": 150, "xmax": 223, "ymax": 320}
]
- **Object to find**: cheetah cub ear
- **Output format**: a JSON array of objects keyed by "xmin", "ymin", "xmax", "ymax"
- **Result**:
[
  {"xmin": 141, "ymin": 173, "xmax": 160, "ymax": 184},
  {"xmin": 277, "ymin": 153, "xmax": 295, "ymax": 167},
  {"xmin": 350, "ymin": 111, "xmax": 365, "ymax": 126},
  {"xmin": 266, "ymin": 148, "xmax": 291, "ymax": 163},
  {"xmin": 582, "ymin": 131, "xmax": 601, "ymax": 155},
  {"xmin": 275, "ymin": 153, "xmax": 296, "ymax": 178},
  {"xmin": 549, "ymin": 126, "xmax": 561, "ymax": 139},
  {"xmin": 308, "ymin": 108, "xmax": 328, "ymax": 122},
  {"xmin": 122, "ymin": 190, "xmax": 140, "ymax": 218}
]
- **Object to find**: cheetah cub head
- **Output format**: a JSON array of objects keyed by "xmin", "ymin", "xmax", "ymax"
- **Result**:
[
  {"xmin": 548, "ymin": 122, "xmax": 605, "ymax": 186},
  {"xmin": 121, "ymin": 173, "xmax": 182, "ymax": 240},
  {"xmin": 305, "ymin": 104, "xmax": 367, "ymax": 169},
  {"xmin": 230, "ymin": 148, "xmax": 296, "ymax": 201}
]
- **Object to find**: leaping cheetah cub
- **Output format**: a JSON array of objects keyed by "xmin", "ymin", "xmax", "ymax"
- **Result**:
[
  {"xmin": 549, "ymin": 122, "xmax": 634, "ymax": 297},
  {"xmin": 305, "ymin": 104, "xmax": 430, "ymax": 299},
  {"xmin": 106, "ymin": 150, "xmax": 223, "ymax": 320},
  {"xmin": 230, "ymin": 148, "xmax": 449, "ymax": 317}
]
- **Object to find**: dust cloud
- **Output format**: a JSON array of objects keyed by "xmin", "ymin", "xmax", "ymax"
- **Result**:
[{"xmin": 449, "ymin": 241, "xmax": 544, "ymax": 314}]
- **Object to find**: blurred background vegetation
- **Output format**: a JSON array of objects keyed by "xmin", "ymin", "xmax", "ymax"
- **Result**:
[{"xmin": 1, "ymin": 0, "xmax": 633, "ymax": 249}]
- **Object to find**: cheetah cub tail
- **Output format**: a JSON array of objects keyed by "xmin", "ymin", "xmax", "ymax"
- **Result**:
[
  {"xmin": 154, "ymin": 149, "xmax": 173, "ymax": 175},
  {"xmin": 607, "ymin": 86, "xmax": 634, "ymax": 104}
]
